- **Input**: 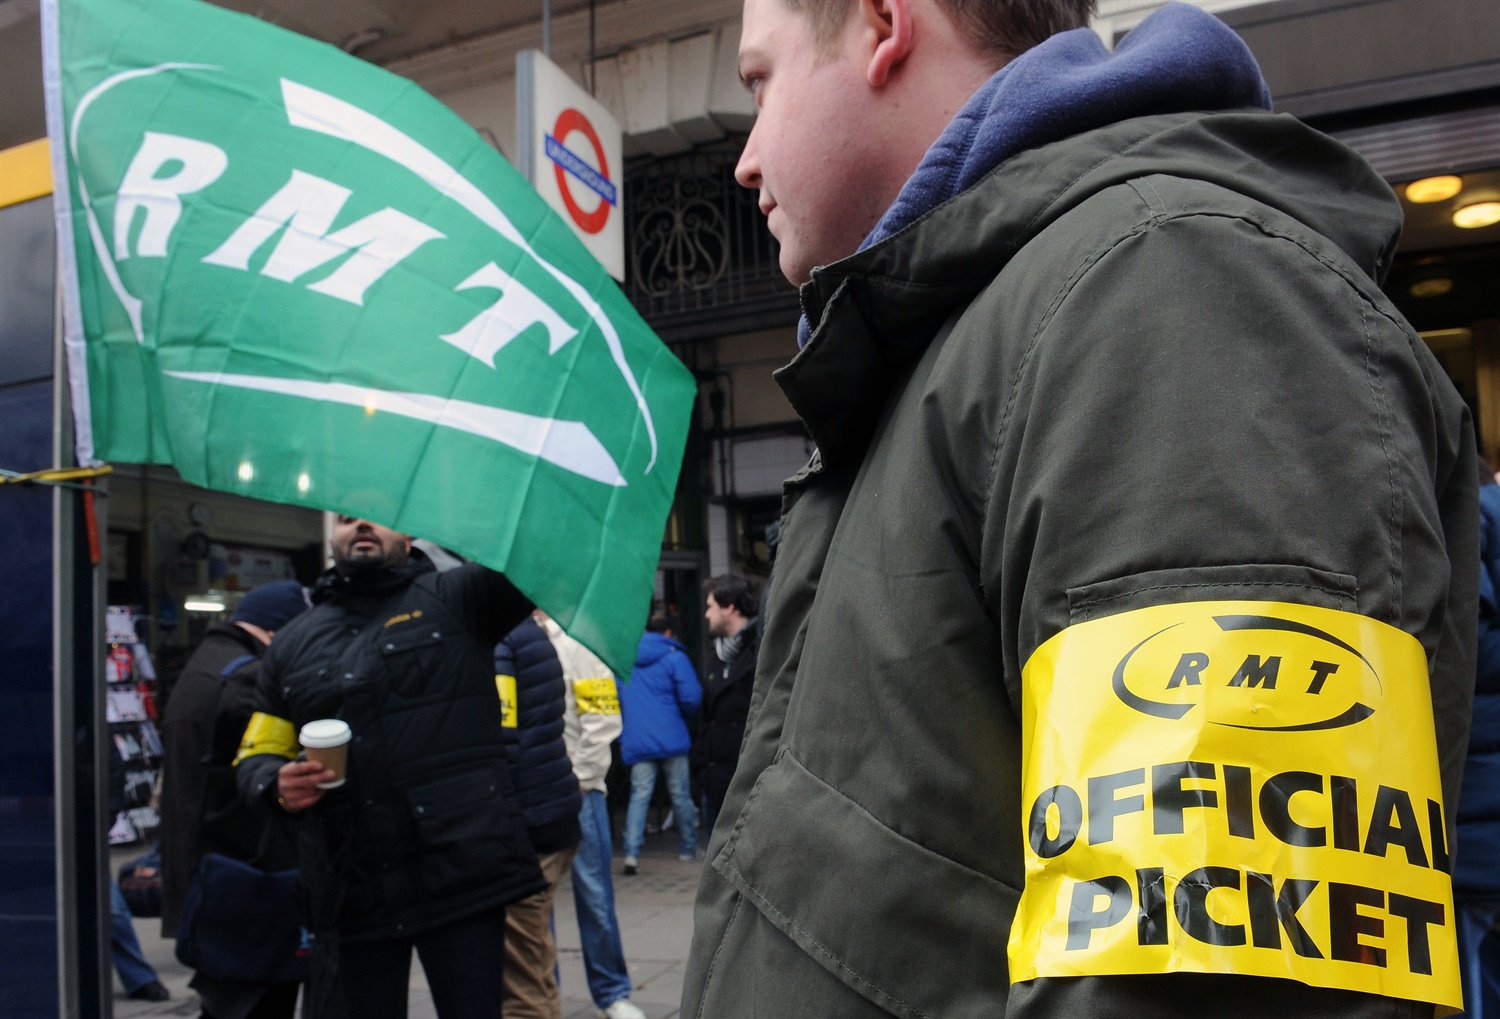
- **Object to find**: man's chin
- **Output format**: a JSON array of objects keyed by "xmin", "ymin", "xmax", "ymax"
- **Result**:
[
  {"xmin": 774, "ymin": 239, "xmax": 812, "ymax": 288},
  {"xmin": 338, "ymin": 551, "xmax": 390, "ymax": 573},
  {"xmin": 780, "ymin": 255, "xmax": 813, "ymax": 288}
]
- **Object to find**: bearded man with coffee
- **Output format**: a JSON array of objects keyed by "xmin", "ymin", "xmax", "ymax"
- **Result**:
[{"xmin": 235, "ymin": 515, "xmax": 543, "ymax": 1019}]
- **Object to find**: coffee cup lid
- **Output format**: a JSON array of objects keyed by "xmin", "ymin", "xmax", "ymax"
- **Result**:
[{"xmin": 300, "ymin": 718, "xmax": 352, "ymax": 747}]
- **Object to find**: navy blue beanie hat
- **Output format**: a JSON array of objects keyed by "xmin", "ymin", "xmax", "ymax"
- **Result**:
[{"xmin": 233, "ymin": 580, "xmax": 309, "ymax": 631}]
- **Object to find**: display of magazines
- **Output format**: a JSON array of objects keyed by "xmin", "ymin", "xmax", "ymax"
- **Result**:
[
  {"xmin": 108, "ymin": 811, "xmax": 138, "ymax": 846},
  {"xmin": 106, "ymin": 606, "xmax": 162, "ymax": 844}
]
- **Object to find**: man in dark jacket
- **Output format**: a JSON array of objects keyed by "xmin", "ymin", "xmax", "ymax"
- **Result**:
[
  {"xmin": 619, "ymin": 613, "xmax": 702, "ymax": 873},
  {"xmin": 496, "ymin": 615, "xmax": 583, "ymax": 1019},
  {"xmin": 235, "ymin": 516, "xmax": 542, "ymax": 1019},
  {"xmin": 1457, "ymin": 475, "xmax": 1500, "ymax": 1017},
  {"xmin": 160, "ymin": 579, "xmax": 309, "ymax": 1019},
  {"xmin": 693, "ymin": 574, "xmax": 759, "ymax": 840},
  {"xmin": 684, "ymin": 2, "xmax": 1478, "ymax": 1018}
]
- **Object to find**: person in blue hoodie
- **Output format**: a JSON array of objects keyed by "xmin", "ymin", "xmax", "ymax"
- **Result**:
[
  {"xmin": 1457, "ymin": 468, "xmax": 1500, "ymax": 1018},
  {"xmin": 618, "ymin": 613, "xmax": 702, "ymax": 874}
]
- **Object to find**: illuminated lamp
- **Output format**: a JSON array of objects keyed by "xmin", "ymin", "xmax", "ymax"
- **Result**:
[
  {"xmin": 1409, "ymin": 277, "xmax": 1453, "ymax": 298},
  {"xmin": 1453, "ymin": 201, "xmax": 1500, "ymax": 229},
  {"xmin": 1404, "ymin": 176, "xmax": 1463, "ymax": 203}
]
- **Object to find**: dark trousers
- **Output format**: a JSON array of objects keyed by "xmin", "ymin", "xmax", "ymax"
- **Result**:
[
  {"xmin": 338, "ymin": 907, "xmax": 506, "ymax": 1019},
  {"xmin": 197, "ymin": 979, "xmax": 299, "ymax": 1019}
]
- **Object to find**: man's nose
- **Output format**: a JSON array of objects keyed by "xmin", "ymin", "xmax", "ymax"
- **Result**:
[{"xmin": 734, "ymin": 132, "xmax": 761, "ymax": 191}]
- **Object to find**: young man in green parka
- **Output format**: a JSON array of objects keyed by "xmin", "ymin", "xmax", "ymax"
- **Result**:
[{"xmin": 682, "ymin": 1, "xmax": 1479, "ymax": 1017}]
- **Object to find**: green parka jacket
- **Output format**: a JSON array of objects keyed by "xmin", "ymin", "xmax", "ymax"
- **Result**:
[{"xmin": 683, "ymin": 111, "xmax": 1477, "ymax": 1019}]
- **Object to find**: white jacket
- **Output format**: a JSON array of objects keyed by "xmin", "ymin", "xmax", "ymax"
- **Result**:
[{"xmin": 541, "ymin": 617, "xmax": 621, "ymax": 795}]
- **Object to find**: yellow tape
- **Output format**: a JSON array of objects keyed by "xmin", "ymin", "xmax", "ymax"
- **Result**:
[
  {"xmin": 233, "ymin": 711, "xmax": 298, "ymax": 764},
  {"xmin": 0, "ymin": 139, "xmax": 52, "ymax": 209},
  {"xmin": 497, "ymin": 674, "xmax": 518, "ymax": 728},
  {"xmin": 1010, "ymin": 600, "xmax": 1458, "ymax": 1012},
  {"xmin": 574, "ymin": 677, "xmax": 619, "ymax": 715}
]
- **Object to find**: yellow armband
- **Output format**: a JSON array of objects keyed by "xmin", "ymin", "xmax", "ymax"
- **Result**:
[
  {"xmin": 1009, "ymin": 600, "xmax": 1459, "ymax": 1013},
  {"xmin": 496, "ymin": 674, "xmax": 518, "ymax": 728},
  {"xmin": 574, "ymin": 677, "xmax": 619, "ymax": 715},
  {"xmin": 233, "ymin": 711, "xmax": 297, "ymax": 765}
]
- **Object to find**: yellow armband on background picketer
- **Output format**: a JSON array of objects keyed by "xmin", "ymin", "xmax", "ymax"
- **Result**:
[
  {"xmin": 1008, "ymin": 600, "xmax": 1460, "ymax": 1014},
  {"xmin": 233, "ymin": 711, "xmax": 298, "ymax": 765},
  {"xmin": 496, "ymin": 674, "xmax": 518, "ymax": 728},
  {"xmin": 574, "ymin": 677, "xmax": 620, "ymax": 715}
]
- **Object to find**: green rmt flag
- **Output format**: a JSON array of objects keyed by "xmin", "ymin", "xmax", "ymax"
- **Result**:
[{"xmin": 41, "ymin": 0, "xmax": 696, "ymax": 678}]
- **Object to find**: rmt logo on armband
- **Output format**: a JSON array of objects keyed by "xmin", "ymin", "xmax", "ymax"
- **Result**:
[{"xmin": 1109, "ymin": 611, "xmax": 1380, "ymax": 732}]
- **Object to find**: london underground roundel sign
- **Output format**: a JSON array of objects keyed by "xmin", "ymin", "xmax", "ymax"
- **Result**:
[
  {"xmin": 519, "ymin": 48, "xmax": 624, "ymax": 280},
  {"xmin": 548, "ymin": 107, "xmax": 615, "ymax": 235}
]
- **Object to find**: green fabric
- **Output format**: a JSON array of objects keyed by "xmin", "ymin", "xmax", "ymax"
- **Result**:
[
  {"xmin": 42, "ymin": 0, "xmax": 694, "ymax": 678},
  {"xmin": 684, "ymin": 111, "xmax": 1477, "ymax": 1018}
]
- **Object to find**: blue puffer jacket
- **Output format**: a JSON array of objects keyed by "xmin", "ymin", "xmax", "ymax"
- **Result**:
[
  {"xmin": 619, "ymin": 632, "xmax": 702, "ymax": 766},
  {"xmin": 1458, "ymin": 482, "xmax": 1500, "ymax": 898},
  {"xmin": 496, "ymin": 617, "xmax": 582, "ymax": 854}
]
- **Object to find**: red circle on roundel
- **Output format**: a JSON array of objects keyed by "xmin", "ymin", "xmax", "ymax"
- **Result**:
[{"xmin": 552, "ymin": 108, "xmax": 611, "ymax": 235}]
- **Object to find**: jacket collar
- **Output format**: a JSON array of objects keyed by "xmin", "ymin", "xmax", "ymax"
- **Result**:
[
  {"xmin": 312, "ymin": 554, "xmax": 434, "ymax": 605},
  {"xmin": 777, "ymin": 110, "xmax": 1401, "ymax": 470}
]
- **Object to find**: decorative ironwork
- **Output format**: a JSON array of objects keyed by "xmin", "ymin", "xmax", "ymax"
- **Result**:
[
  {"xmin": 623, "ymin": 138, "xmax": 798, "ymax": 337},
  {"xmin": 632, "ymin": 171, "xmax": 729, "ymax": 295}
]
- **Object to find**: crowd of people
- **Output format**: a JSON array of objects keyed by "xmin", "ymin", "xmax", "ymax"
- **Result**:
[{"xmin": 121, "ymin": 510, "xmax": 764, "ymax": 1019}]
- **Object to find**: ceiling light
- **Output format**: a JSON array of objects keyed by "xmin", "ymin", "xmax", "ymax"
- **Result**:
[
  {"xmin": 1404, "ymin": 176, "xmax": 1463, "ymax": 204},
  {"xmin": 1409, "ymin": 277, "xmax": 1453, "ymax": 298},
  {"xmin": 184, "ymin": 594, "xmax": 227, "ymax": 613},
  {"xmin": 1453, "ymin": 201, "xmax": 1500, "ymax": 229}
]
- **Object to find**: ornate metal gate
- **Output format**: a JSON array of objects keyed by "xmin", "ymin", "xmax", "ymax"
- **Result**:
[{"xmin": 623, "ymin": 138, "xmax": 799, "ymax": 341}]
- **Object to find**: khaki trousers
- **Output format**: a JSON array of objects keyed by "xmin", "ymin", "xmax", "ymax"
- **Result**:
[{"xmin": 503, "ymin": 846, "xmax": 578, "ymax": 1019}]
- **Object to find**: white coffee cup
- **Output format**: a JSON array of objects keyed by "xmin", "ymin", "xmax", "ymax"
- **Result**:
[{"xmin": 300, "ymin": 718, "xmax": 352, "ymax": 789}]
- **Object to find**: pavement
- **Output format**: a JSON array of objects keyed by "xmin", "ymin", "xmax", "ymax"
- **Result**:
[{"xmin": 109, "ymin": 827, "xmax": 700, "ymax": 1019}]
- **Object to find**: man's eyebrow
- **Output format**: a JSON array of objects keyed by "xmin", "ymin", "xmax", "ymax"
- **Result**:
[{"xmin": 737, "ymin": 47, "xmax": 764, "ymax": 91}]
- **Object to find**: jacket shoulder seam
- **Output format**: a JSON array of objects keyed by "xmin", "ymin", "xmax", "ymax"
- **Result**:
[
  {"xmin": 980, "ymin": 210, "xmax": 1162, "ymax": 580},
  {"xmin": 1359, "ymin": 295, "xmax": 1403, "ymax": 622},
  {"xmin": 980, "ymin": 201, "xmax": 1406, "ymax": 616}
]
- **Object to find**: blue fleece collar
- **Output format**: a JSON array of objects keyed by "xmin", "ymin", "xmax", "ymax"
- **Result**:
[{"xmin": 797, "ymin": 2, "xmax": 1271, "ymax": 346}]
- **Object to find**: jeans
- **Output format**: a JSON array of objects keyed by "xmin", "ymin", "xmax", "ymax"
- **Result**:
[
  {"xmin": 570, "ymin": 790, "xmax": 633, "ymax": 1009},
  {"xmin": 623, "ymin": 756, "xmax": 697, "ymax": 859},
  {"xmin": 338, "ymin": 906, "xmax": 507, "ymax": 1019},
  {"xmin": 1457, "ymin": 900, "xmax": 1500, "ymax": 1018},
  {"xmin": 109, "ymin": 878, "xmax": 160, "ymax": 994}
]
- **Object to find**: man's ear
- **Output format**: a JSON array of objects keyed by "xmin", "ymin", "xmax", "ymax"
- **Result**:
[{"xmin": 866, "ymin": 0, "xmax": 914, "ymax": 88}]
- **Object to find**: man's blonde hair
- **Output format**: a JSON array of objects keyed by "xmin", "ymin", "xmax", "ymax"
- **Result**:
[{"xmin": 783, "ymin": 0, "xmax": 1096, "ymax": 61}]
